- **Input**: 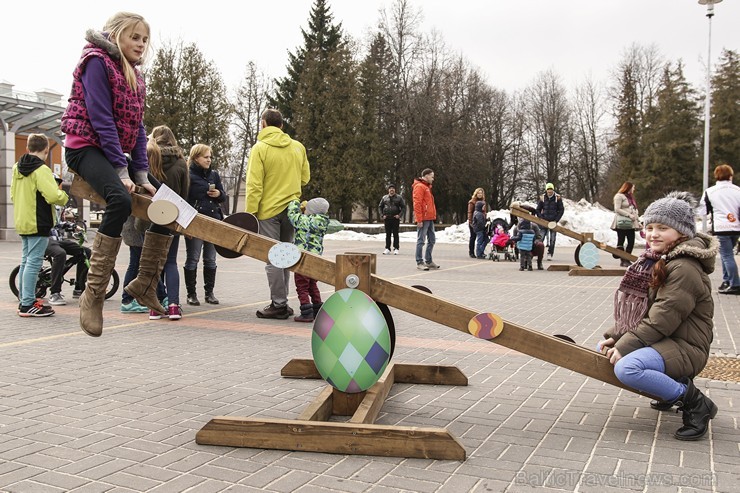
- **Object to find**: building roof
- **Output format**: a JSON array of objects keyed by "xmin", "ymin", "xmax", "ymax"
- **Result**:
[{"xmin": 0, "ymin": 82, "xmax": 64, "ymax": 140}]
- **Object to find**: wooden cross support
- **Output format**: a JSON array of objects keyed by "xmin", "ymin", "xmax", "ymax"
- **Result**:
[
  {"xmin": 70, "ymin": 178, "xmax": 657, "ymax": 398},
  {"xmin": 196, "ymin": 360, "xmax": 468, "ymax": 460},
  {"xmin": 510, "ymin": 204, "xmax": 638, "ymax": 262}
]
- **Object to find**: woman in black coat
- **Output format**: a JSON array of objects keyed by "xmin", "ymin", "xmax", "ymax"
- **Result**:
[{"xmin": 183, "ymin": 144, "xmax": 226, "ymax": 305}]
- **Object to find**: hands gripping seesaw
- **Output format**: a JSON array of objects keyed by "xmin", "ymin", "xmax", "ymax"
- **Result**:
[{"xmin": 71, "ymin": 176, "xmax": 657, "ymax": 460}]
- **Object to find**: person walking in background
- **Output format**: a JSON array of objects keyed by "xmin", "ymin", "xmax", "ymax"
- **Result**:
[
  {"xmin": 598, "ymin": 192, "xmax": 718, "ymax": 441},
  {"xmin": 287, "ymin": 198, "xmax": 330, "ymax": 322},
  {"xmin": 471, "ymin": 200, "xmax": 488, "ymax": 259},
  {"xmin": 536, "ymin": 183, "xmax": 565, "ymax": 261},
  {"xmin": 611, "ymin": 181, "xmax": 641, "ymax": 268},
  {"xmin": 467, "ymin": 188, "xmax": 487, "ymax": 258},
  {"xmin": 379, "ymin": 184, "xmax": 405, "ymax": 255},
  {"xmin": 413, "ymin": 168, "xmax": 439, "ymax": 271},
  {"xmin": 246, "ymin": 108, "xmax": 310, "ymax": 319},
  {"xmin": 148, "ymin": 125, "xmax": 190, "ymax": 319},
  {"xmin": 184, "ymin": 144, "xmax": 226, "ymax": 306},
  {"xmin": 11, "ymin": 134, "xmax": 69, "ymax": 317},
  {"xmin": 61, "ymin": 12, "xmax": 167, "ymax": 337},
  {"xmin": 698, "ymin": 164, "xmax": 740, "ymax": 295}
]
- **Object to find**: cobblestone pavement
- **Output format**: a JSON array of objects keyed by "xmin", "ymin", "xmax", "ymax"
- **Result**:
[{"xmin": 0, "ymin": 236, "xmax": 738, "ymax": 492}]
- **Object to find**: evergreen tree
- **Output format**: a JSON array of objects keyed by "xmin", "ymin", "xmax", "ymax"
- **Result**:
[
  {"xmin": 293, "ymin": 43, "xmax": 361, "ymax": 221},
  {"xmin": 356, "ymin": 33, "xmax": 398, "ymax": 221},
  {"xmin": 710, "ymin": 49, "xmax": 740, "ymax": 171},
  {"xmin": 145, "ymin": 42, "xmax": 232, "ymax": 167},
  {"xmin": 269, "ymin": 0, "xmax": 343, "ymax": 136},
  {"xmin": 642, "ymin": 62, "xmax": 701, "ymax": 202},
  {"xmin": 610, "ymin": 65, "xmax": 642, "ymax": 185}
]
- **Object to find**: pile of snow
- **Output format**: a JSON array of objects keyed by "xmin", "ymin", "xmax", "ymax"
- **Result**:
[{"xmin": 327, "ymin": 197, "xmax": 648, "ymax": 246}]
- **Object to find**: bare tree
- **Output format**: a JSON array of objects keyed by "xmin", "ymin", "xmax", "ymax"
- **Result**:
[
  {"xmin": 229, "ymin": 62, "xmax": 272, "ymax": 213},
  {"xmin": 570, "ymin": 76, "xmax": 609, "ymax": 201},
  {"xmin": 523, "ymin": 69, "xmax": 571, "ymax": 194}
]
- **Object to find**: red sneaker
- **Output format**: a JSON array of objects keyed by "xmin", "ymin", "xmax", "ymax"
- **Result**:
[{"xmin": 167, "ymin": 304, "xmax": 182, "ymax": 320}]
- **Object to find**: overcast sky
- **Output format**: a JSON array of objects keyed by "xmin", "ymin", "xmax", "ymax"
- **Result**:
[{"xmin": 2, "ymin": 0, "xmax": 738, "ymax": 100}]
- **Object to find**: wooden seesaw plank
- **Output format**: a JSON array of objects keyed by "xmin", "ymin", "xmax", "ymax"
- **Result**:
[
  {"xmin": 510, "ymin": 205, "xmax": 638, "ymax": 262},
  {"xmin": 70, "ymin": 177, "xmax": 656, "ymax": 399}
]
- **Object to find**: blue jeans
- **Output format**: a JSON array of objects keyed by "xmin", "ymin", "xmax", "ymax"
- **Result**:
[
  {"xmin": 19, "ymin": 236, "xmax": 49, "ymax": 307},
  {"xmin": 614, "ymin": 347, "xmax": 686, "ymax": 402},
  {"xmin": 718, "ymin": 234, "xmax": 740, "ymax": 287},
  {"xmin": 475, "ymin": 230, "xmax": 487, "ymax": 258},
  {"xmin": 161, "ymin": 235, "xmax": 181, "ymax": 305},
  {"xmin": 415, "ymin": 220, "xmax": 436, "ymax": 264},
  {"xmin": 543, "ymin": 228, "xmax": 557, "ymax": 255},
  {"xmin": 185, "ymin": 237, "xmax": 217, "ymax": 270}
]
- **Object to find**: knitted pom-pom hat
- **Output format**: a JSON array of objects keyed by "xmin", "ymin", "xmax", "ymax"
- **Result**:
[{"xmin": 641, "ymin": 191, "xmax": 697, "ymax": 238}]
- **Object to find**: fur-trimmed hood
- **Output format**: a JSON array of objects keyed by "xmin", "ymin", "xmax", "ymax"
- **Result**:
[
  {"xmin": 664, "ymin": 232, "xmax": 718, "ymax": 275},
  {"xmin": 85, "ymin": 29, "xmax": 122, "ymax": 61}
]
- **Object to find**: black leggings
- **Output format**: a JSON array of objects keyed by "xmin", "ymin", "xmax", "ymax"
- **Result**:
[
  {"xmin": 616, "ymin": 229, "xmax": 636, "ymax": 253},
  {"xmin": 65, "ymin": 147, "xmax": 169, "ymax": 237},
  {"xmin": 65, "ymin": 147, "xmax": 132, "ymax": 237}
]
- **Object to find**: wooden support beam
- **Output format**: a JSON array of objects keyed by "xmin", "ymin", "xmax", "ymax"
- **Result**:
[
  {"xmin": 350, "ymin": 364, "xmax": 396, "ymax": 424},
  {"xmin": 297, "ymin": 386, "xmax": 334, "ymax": 422},
  {"xmin": 195, "ymin": 416, "xmax": 466, "ymax": 460},
  {"xmin": 569, "ymin": 266, "xmax": 626, "ymax": 277},
  {"xmin": 281, "ymin": 359, "xmax": 468, "ymax": 386}
]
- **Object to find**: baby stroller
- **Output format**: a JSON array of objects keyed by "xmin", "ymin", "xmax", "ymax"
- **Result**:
[{"xmin": 487, "ymin": 225, "xmax": 516, "ymax": 261}]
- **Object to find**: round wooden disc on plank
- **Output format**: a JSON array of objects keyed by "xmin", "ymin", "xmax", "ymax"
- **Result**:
[
  {"xmin": 411, "ymin": 285, "xmax": 432, "ymax": 294},
  {"xmin": 148, "ymin": 200, "xmax": 178, "ymax": 225},
  {"xmin": 376, "ymin": 302, "xmax": 396, "ymax": 359},
  {"xmin": 468, "ymin": 312, "xmax": 504, "ymax": 340},
  {"xmin": 554, "ymin": 334, "xmax": 576, "ymax": 344},
  {"xmin": 577, "ymin": 242, "xmax": 599, "ymax": 269},
  {"xmin": 268, "ymin": 242, "xmax": 302, "ymax": 268},
  {"xmin": 548, "ymin": 221, "xmax": 557, "ymax": 230},
  {"xmin": 215, "ymin": 212, "xmax": 259, "ymax": 258}
]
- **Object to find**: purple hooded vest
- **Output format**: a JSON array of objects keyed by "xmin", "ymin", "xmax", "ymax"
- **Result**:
[{"xmin": 61, "ymin": 45, "xmax": 145, "ymax": 153}]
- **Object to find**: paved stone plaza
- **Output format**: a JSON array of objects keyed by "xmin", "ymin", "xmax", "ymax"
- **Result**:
[{"xmin": 0, "ymin": 237, "xmax": 738, "ymax": 492}]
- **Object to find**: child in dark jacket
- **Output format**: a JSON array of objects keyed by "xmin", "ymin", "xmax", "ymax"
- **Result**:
[
  {"xmin": 510, "ymin": 220, "xmax": 536, "ymax": 270},
  {"xmin": 471, "ymin": 201, "xmax": 488, "ymax": 259},
  {"xmin": 287, "ymin": 198, "xmax": 330, "ymax": 322}
]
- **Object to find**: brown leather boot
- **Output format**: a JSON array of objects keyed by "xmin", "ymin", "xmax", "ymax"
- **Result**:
[
  {"xmin": 124, "ymin": 231, "xmax": 172, "ymax": 315},
  {"xmin": 79, "ymin": 233, "xmax": 122, "ymax": 337}
]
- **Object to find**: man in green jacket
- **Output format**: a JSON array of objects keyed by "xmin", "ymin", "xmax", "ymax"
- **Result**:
[
  {"xmin": 11, "ymin": 134, "xmax": 69, "ymax": 317},
  {"xmin": 245, "ymin": 109, "xmax": 311, "ymax": 319}
]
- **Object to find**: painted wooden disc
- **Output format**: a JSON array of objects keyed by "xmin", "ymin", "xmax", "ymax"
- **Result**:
[
  {"xmin": 548, "ymin": 221, "xmax": 557, "ymax": 230},
  {"xmin": 468, "ymin": 312, "xmax": 504, "ymax": 339},
  {"xmin": 577, "ymin": 242, "xmax": 599, "ymax": 269},
  {"xmin": 312, "ymin": 289, "xmax": 392, "ymax": 393},
  {"xmin": 147, "ymin": 200, "xmax": 178, "ymax": 225},
  {"xmin": 215, "ymin": 212, "xmax": 259, "ymax": 258},
  {"xmin": 268, "ymin": 242, "xmax": 301, "ymax": 268}
]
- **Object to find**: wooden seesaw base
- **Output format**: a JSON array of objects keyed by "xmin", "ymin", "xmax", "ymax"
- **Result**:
[
  {"xmin": 547, "ymin": 264, "xmax": 626, "ymax": 276},
  {"xmin": 196, "ymin": 360, "xmax": 468, "ymax": 460}
]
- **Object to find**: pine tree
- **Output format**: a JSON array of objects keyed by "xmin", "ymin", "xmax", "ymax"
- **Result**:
[
  {"xmin": 356, "ymin": 33, "xmax": 398, "ymax": 221},
  {"xmin": 145, "ymin": 42, "xmax": 232, "ymax": 167},
  {"xmin": 610, "ymin": 65, "xmax": 642, "ymax": 185},
  {"xmin": 268, "ymin": 0, "xmax": 343, "ymax": 136},
  {"xmin": 642, "ymin": 62, "xmax": 701, "ymax": 201},
  {"xmin": 710, "ymin": 49, "xmax": 740, "ymax": 170}
]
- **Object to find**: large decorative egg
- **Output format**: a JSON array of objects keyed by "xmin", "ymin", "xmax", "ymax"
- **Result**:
[
  {"xmin": 577, "ymin": 242, "xmax": 599, "ymax": 269},
  {"xmin": 311, "ymin": 289, "xmax": 392, "ymax": 393}
]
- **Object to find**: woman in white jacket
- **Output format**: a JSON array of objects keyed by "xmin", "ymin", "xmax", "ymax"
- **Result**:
[{"xmin": 698, "ymin": 164, "xmax": 740, "ymax": 295}]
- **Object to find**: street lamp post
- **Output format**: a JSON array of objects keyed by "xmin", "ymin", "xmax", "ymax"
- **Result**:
[{"xmin": 698, "ymin": 0, "xmax": 722, "ymax": 232}]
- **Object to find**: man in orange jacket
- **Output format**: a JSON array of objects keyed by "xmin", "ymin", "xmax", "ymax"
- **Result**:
[{"xmin": 413, "ymin": 168, "xmax": 439, "ymax": 271}]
